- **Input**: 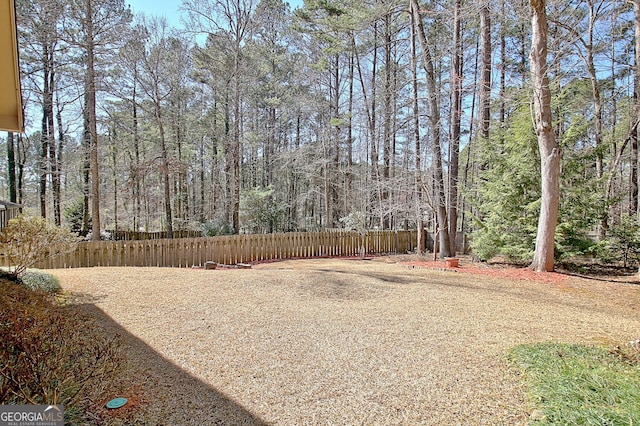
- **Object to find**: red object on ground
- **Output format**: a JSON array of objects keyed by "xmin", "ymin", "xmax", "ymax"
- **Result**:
[{"xmin": 401, "ymin": 260, "xmax": 567, "ymax": 284}]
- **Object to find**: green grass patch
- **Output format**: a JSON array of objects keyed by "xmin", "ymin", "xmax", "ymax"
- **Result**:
[{"xmin": 509, "ymin": 342, "xmax": 640, "ymax": 425}]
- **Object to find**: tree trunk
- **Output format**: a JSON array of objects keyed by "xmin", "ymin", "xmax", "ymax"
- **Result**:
[
  {"xmin": 330, "ymin": 53, "xmax": 340, "ymax": 227},
  {"xmin": 40, "ymin": 41, "xmax": 55, "ymax": 219},
  {"xmin": 632, "ymin": 0, "xmax": 640, "ymax": 217},
  {"xmin": 480, "ymin": 1, "xmax": 491, "ymax": 140},
  {"xmin": 410, "ymin": 18, "xmax": 424, "ymax": 254},
  {"xmin": 155, "ymin": 94, "xmax": 173, "ymax": 238},
  {"xmin": 85, "ymin": 0, "xmax": 101, "ymax": 240},
  {"xmin": 7, "ymin": 132, "xmax": 16, "ymax": 203},
  {"xmin": 409, "ymin": 0, "xmax": 451, "ymax": 258},
  {"xmin": 232, "ymin": 51, "xmax": 241, "ymax": 232},
  {"xmin": 133, "ymin": 68, "xmax": 141, "ymax": 231},
  {"xmin": 354, "ymin": 25, "xmax": 378, "ymax": 227},
  {"xmin": 346, "ymin": 41, "xmax": 354, "ymax": 216},
  {"xmin": 382, "ymin": 13, "xmax": 393, "ymax": 229},
  {"xmin": 16, "ymin": 134, "xmax": 25, "ymax": 205},
  {"xmin": 54, "ymin": 95, "xmax": 65, "ymax": 224},
  {"xmin": 499, "ymin": 0, "xmax": 506, "ymax": 126},
  {"xmin": 448, "ymin": 0, "xmax": 462, "ymax": 254},
  {"xmin": 529, "ymin": 0, "xmax": 561, "ymax": 272}
]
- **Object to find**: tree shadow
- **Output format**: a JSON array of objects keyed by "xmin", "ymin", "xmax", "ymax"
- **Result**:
[{"xmin": 74, "ymin": 302, "xmax": 269, "ymax": 425}]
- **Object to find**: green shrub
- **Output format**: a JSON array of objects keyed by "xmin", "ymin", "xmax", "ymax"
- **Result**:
[
  {"xmin": 64, "ymin": 198, "xmax": 90, "ymax": 237},
  {"xmin": 202, "ymin": 220, "xmax": 235, "ymax": 236},
  {"xmin": 240, "ymin": 186, "xmax": 286, "ymax": 233},
  {"xmin": 469, "ymin": 226, "xmax": 502, "ymax": 261},
  {"xmin": 0, "ymin": 280, "xmax": 123, "ymax": 423},
  {"xmin": 20, "ymin": 269, "xmax": 61, "ymax": 293},
  {"xmin": 593, "ymin": 215, "xmax": 640, "ymax": 267}
]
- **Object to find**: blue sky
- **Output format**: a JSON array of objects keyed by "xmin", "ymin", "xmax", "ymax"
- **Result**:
[
  {"xmin": 126, "ymin": 0, "xmax": 303, "ymax": 29},
  {"xmin": 126, "ymin": 0, "xmax": 185, "ymax": 27}
]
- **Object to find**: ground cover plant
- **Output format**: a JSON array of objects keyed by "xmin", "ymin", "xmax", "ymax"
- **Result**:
[
  {"xmin": 0, "ymin": 267, "xmax": 62, "ymax": 293},
  {"xmin": 509, "ymin": 342, "xmax": 640, "ymax": 425},
  {"xmin": 0, "ymin": 278, "xmax": 127, "ymax": 424}
]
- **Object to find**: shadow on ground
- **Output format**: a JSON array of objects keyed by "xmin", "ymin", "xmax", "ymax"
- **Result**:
[{"xmin": 75, "ymin": 302, "xmax": 268, "ymax": 425}]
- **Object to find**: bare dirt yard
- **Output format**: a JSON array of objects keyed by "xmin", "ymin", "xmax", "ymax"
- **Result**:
[{"xmin": 51, "ymin": 257, "xmax": 640, "ymax": 425}]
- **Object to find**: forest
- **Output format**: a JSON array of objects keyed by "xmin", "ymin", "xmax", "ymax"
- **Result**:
[{"xmin": 3, "ymin": 0, "xmax": 639, "ymax": 269}]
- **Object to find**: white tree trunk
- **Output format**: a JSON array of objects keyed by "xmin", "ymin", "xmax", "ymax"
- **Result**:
[{"xmin": 530, "ymin": 0, "xmax": 561, "ymax": 272}]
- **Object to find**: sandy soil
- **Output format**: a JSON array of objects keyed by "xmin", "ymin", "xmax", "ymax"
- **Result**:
[{"xmin": 51, "ymin": 257, "xmax": 640, "ymax": 425}]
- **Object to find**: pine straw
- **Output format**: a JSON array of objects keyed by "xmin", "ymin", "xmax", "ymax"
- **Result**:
[{"xmin": 51, "ymin": 257, "xmax": 640, "ymax": 425}]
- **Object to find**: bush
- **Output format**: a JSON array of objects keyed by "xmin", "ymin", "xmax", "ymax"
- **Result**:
[
  {"xmin": 594, "ymin": 215, "xmax": 640, "ymax": 267},
  {"xmin": 0, "ymin": 280, "xmax": 124, "ymax": 423},
  {"xmin": 240, "ymin": 186, "xmax": 286, "ymax": 233},
  {"xmin": 470, "ymin": 227, "xmax": 502, "ymax": 261},
  {"xmin": 64, "ymin": 198, "xmax": 90, "ymax": 237},
  {"xmin": 339, "ymin": 211, "xmax": 368, "ymax": 233},
  {"xmin": 0, "ymin": 215, "xmax": 79, "ymax": 276},
  {"xmin": 202, "ymin": 220, "xmax": 235, "ymax": 237},
  {"xmin": 20, "ymin": 269, "xmax": 62, "ymax": 293}
]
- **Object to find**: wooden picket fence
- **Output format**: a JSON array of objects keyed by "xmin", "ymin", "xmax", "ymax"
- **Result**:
[
  {"xmin": 15, "ymin": 230, "xmax": 417, "ymax": 269},
  {"xmin": 106, "ymin": 230, "xmax": 202, "ymax": 241}
]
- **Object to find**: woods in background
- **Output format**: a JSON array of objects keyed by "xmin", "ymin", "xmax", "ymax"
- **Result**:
[{"xmin": 3, "ymin": 0, "xmax": 639, "ymax": 268}]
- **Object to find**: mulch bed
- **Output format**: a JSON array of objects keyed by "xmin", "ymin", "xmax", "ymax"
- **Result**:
[{"xmin": 399, "ymin": 259, "xmax": 567, "ymax": 284}]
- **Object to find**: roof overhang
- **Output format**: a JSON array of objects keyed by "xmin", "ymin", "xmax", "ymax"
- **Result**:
[{"xmin": 0, "ymin": 0, "xmax": 24, "ymax": 133}]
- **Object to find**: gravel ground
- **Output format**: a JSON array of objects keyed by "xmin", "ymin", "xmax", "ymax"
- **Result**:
[{"xmin": 52, "ymin": 257, "xmax": 640, "ymax": 425}]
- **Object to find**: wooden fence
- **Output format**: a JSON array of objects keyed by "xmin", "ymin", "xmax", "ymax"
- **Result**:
[
  {"xmin": 14, "ymin": 230, "xmax": 417, "ymax": 269},
  {"xmin": 106, "ymin": 230, "xmax": 202, "ymax": 241}
]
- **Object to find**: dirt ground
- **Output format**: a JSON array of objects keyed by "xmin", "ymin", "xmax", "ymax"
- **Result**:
[{"xmin": 51, "ymin": 256, "xmax": 640, "ymax": 425}]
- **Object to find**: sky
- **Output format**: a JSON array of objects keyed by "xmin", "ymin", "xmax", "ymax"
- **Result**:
[
  {"xmin": 126, "ymin": 0, "xmax": 303, "ymax": 29},
  {"xmin": 126, "ymin": 0, "xmax": 186, "ymax": 28}
]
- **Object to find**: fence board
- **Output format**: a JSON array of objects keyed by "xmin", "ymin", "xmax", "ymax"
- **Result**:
[{"xmin": 11, "ymin": 230, "xmax": 417, "ymax": 270}]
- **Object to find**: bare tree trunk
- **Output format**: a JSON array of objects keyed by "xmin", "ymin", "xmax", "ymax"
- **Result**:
[
  {"xmin": 462, "ymin": 36, "xmax": 480, "ymax": 241},
  {"xmin": 346, "ymin": 40, "xmax": 354, "ymax": 215},
  {"xmin": 82, "ymin": 126, "xmax": 91, "ymax": 234},
  {"xmin": 633, "ymin": 0, "xmax": 640, "ymax": 218},
  {"xmin": 7, "ymin": 132, "xmax": 16, "ymax": 203},
  {"xmin": 41, "ymin": 41, "xmax": 55, "ymax": 219},
  {"xmin": 499, "ymin": 0, "xmax": 506, "ymax": 126},
  {"xmin": 110, "ymin": 126, "xmax": 118, "ymax": 231},
  {"xmin": 331, "ymin": 53, "xmax": 340, "ymax": 227},
  {"xmin": 16, "ymin": 134, "xmax": 26, "ymax": 205},
  {"xmin": 410, "ymin": 0, "xmax": 451, "ymax": 258},
  {"xmin": 530, "ymin": 0, "xmax": 561, "ymax": 272},
  {"xmin": 50, "ymin": 132, "xmax": 60, "ymax": 225},
  {"xmin": 232, "ymin": 51, "xmax": 241, "ymax": 232},
  {"xmin": 480, "ymin": 1, "xmax": 491, "ymax": 140},
  {"xmin": 410, "ymin": 18, "xmax": 424, "ymax": 254},
  {"xmin": 54, "ymin": 95, "xmax": 65, "ymax": 225},
  {"xmin": 448, "ymin": 0, "xmax": 462, "ymax": 254},
  {"xmin": 85, "ymin": 0, "xmax": 101, "ymax": 240},
  {"xmin": 354, "ymin": 26, "xmax": 378, "ymax": 227},
  {"xmin": 382, "ymin": 13, "xmax": 393, "ymax": 229},
  {"xmin": 153, "ymin": 90, "xmax": 173, "ymax": 238},
  {"xmin": 133, "ymin": 69, "xmax": 141, "ymax": 231}
]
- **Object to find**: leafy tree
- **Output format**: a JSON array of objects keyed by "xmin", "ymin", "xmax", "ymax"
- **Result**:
[
  {"xmin": 240, "ymin": 186, "xmax": 286, "ymax": 233},
  {"xmin": 64, "ymin": 197, "xmax": 91, "ymax": 237},
  {"xmin": 594, "ymin": 215, "xmax": 640, "ymax": 268},
  {"xmin": 470, "ymin": 103, "xmax": 540, "ymax": 261}
]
